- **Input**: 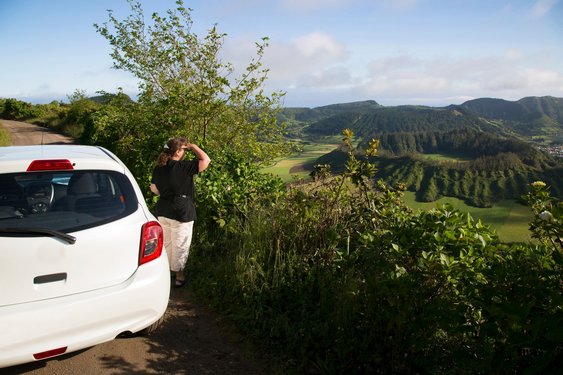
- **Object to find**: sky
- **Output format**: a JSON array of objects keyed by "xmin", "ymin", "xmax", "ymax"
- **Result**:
[{"xmin": 0, "ymin": 0, "xmax": 562, "ymax": 108}]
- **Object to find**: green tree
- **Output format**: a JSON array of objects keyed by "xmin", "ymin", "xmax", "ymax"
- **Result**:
[
  {"xmin": 524, "ymin": 181, "xmax": 563, "ymax": 251},
  {"xmin": 92, "ymin": 0, "xmax": 287, "ymax": 167},
  {"xmin": 0, "ymin": 98, "xmax": 40, "ymax": 120},
  {"xmin": 59, "ymin": 90, "xmax": 101, "ymax": 138}
]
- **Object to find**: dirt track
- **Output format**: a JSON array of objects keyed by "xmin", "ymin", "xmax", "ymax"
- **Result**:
[
  {"xmin": 0, "ymin": 120, "xmax": 74, "ymax": 145},
  {"xmin": 0, "ymin": 120, "xmax": 267, "ymax": 375},
  {"xmin": 4, "ymin": 288, "xmax": 264, "ymax": 375}
]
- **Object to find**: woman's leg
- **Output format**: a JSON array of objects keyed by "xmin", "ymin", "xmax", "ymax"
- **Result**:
[
  {"xmin": 158, "ymin": 216, "xmax": 175, "ymax": 271},
  {"xmin": 173, "ymin": 221, "xmax": 194, "ymax": 282}
]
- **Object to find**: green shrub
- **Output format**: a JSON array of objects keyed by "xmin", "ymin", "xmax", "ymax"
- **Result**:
[
  {"xmin": 0, "ymin": 98, "xmax": 40, "ymax": 120},
  {"xmin": 189, "ymin": 130, "xmax": 562, "ymax": 374}
]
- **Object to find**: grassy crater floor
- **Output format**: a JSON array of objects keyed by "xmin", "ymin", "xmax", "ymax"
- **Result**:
[{"xmin": 402, "ymin": 191, "xmax": 533, "ymax": 243}]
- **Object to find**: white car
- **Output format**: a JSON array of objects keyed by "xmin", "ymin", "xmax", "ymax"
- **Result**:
[{"xmin": 0, "ymin": 145, "xmax": 170, "ymax": 368}]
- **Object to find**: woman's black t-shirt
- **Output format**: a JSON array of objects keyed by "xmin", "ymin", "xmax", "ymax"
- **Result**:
[{"xmin": 151, "ymin": 159, "xmax": 199, "ymax": 222}]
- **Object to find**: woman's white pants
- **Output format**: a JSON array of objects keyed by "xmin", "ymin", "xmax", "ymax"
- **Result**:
[{"xmin": 158, "ymin": 216, "xmax": 194, "ymax": 272}]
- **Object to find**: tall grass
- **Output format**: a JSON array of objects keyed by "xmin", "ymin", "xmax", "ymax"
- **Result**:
[{"xmin": 0, "ymin": 122, "xmax": 11, "ymax": 146}]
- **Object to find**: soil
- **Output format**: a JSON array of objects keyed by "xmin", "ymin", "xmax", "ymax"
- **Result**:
[
  {"xmin": 0, "ymin": 120, "xmax": 272, "ymax": 375},
  {"xmin": 0, "ymin": 120, "xmax": 75, "ymax": 145},
  {"xmin": 3, "ymin": 288, "xmax": 267, "ymax": 375}
]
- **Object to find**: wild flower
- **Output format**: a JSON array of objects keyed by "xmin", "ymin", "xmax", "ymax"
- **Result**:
[{"xmin": 531, "ymin": 181, "xmax": 546, "ymax": 188}]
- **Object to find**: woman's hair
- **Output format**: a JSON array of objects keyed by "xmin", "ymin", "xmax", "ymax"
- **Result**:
[{"xmin": 156, "ymin": 137, "xmax": 188, "ymax": 166}]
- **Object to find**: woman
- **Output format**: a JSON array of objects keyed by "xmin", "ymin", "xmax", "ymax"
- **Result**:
[{"xmin": 150, "ymin": 137, "xmax": 211, "ymax": 287}]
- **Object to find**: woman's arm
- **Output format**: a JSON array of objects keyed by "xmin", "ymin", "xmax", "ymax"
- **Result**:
[
  {"xmin": 150, "ymin": 183, "xmax": 160, "ymax": 195},
  {"xmin": 186, "ymin": 143, "xmax": 211, "ymax": 172}
]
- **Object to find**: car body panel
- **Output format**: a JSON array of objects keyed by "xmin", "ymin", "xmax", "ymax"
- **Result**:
[
  {"xmin": 0, "ymin": 210, "xmax": 148, "ymax": 306},
  {"xmin": 0, "ymin": 256, "xmax": 170, "ymax": 368},
  {"xmin": 0, "ymin": 146, "xmax": 126, "ymax": 174},
  {"xmin": 0, "ymin": 145, "xmax": 170, "ymax": 368}
]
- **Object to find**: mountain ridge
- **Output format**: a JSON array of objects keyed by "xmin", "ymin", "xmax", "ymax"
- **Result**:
[
  {"xmin": 279, "ymin": 96, "xmax": 563, "ymax": 206},
  {"xmin": 280, "ymin": 96, "xmax": 563, "ymax": 143}
]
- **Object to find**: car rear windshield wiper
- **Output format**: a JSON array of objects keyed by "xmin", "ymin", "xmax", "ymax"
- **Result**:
[{"xmin": 0, "ymin": 227, "xmax": 76, "ymax": 244}]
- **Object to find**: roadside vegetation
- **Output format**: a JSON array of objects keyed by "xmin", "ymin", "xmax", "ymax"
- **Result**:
[
  {"xmin": 0, "ymin": 122, "xmax": 10, "ymax": 146},
  {"xmin": 1, "ymin": 1, "xmax": 561, "ymax": 373}
]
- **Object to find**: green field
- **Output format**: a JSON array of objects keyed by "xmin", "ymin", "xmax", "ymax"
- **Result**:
[
  {"xmin": 421, "ymin": 153, "xmax": 472, "ymax": 162},
  {"xmin": 402, "ymin": 191, "xmax": 533, "ymax": 243},
  {"xmin": 262, "ymin": 142, "xmax": 338, "ymax": 181}
]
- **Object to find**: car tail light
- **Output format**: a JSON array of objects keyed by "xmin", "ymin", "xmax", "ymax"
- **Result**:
[
  {"xmin": 33, "ymin": 346, "xmax": 67, "ymax": 360},
  {"xmin": 27, "ymin": 159, "xmax": 74, "ymax": 171},
  {"xmin": 139, "ymin": 221, "xmax": 163, "ymax": 265}
]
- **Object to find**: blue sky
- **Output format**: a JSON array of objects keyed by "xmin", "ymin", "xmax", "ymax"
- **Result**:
[{"xmin": 0, "ymin": 0, "xmax": 562, "ymax": 107}]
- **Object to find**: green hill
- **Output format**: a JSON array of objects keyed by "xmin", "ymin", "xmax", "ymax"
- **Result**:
[
  {"xmin": 314, "ymin": 148, "xmax": 562, "ymax": 207},
  {"xmin": 304, "ymin": 105, "xmax": 504, "ymax": 137},
  {"xmin": 281, "ymin": 96, "xmax": 563, "ymax": 142},
  {"xmin": 459, "ymin": 96, "xmax": 563, "ymax": 141},
  {"xmin": 461, "ymin": 96, "xmax": 563, "ymax": 123},
  {"xmin": 278, "ymin": 100, "xmax": 384, "ymax": 138},
  {"xmin": 279, "ymin": 96, "xmax": 563, "ymax": 206}
]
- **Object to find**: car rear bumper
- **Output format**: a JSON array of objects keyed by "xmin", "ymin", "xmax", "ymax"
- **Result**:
[{"xmin": 0, "ymin": 256, "xmax": 170, "ymax": 368}]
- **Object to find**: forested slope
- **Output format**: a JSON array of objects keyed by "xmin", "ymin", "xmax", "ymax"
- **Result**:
[{"xmin": 287, "ymin": 98, "xmax": 563, "ymax": 206}]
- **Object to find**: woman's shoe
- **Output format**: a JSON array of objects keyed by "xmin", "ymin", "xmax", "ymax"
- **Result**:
[{"xmin": 174, "ymin": 279, "xmax": 186, "ymax": 288}]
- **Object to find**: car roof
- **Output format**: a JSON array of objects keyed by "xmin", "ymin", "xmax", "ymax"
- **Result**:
[{"xmin": 0, "ymin": 145, "xmax": 126, "ymax": 173}]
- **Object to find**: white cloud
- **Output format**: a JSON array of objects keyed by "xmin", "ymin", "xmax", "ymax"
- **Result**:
[
  {"xmin": 300, "ymin": 66, "xmax": 360, "ymax": 89},
  {"xmin": 530, "ymin": 0, "xmax": 559, "ymax": 18},
  {"xmin": 0, "ymin": 66, "xmax": 139, "ymax": 104},
  {"xmin": 190, "ymin": 31, "xmax": 563, "ymax": 107},
  {"xmin": 221, "ymin": 37, "xmax": 563, "ymax": 106},
  {"xmin": 293, "ymin": 31, "xmax": 346, "ymax": 58},
  {"xmin": 224, "ymin": 31, "xmax": 348, "ymax": 88},
  {"xmin": 352, "ymin": 50, "xmax": 563, "ymax": 105},
  {"xmin": 520, "ymin": 68, "xmax": 563, "ymax": 89}
]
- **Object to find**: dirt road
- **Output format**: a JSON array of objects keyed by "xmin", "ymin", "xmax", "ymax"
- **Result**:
[
  {"xmin": 0, "ymin": 120, "xmax": 74, "ymax": 145},
  {"xmin": 0, "ymin": 120, "xmax": 268, "ymax": 375},
  {"xmin": 4, "ymin": 288, "xmax": 264, "ymax": 375}
]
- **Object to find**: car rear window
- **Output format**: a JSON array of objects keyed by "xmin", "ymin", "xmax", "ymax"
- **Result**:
[{"xmin": 0, "ymin": 170, "xmax": 138, "ymax": 233}]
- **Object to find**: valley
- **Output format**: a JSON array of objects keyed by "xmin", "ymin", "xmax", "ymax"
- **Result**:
[{"xmin": 267, "ymin": 96, "xmax": 563, "ymax": 243}]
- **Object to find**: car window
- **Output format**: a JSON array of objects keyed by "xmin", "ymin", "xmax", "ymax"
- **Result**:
[{"xmin": 0, "ymin": 170, "xmax": 138, "ymax": 233}]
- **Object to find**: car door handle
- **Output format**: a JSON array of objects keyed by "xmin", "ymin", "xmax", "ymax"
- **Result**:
[{"xmin": 34, "ymin": 272, "xmax": 67, "ymax": 284}]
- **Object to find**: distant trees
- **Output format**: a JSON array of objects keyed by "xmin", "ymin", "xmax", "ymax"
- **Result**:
[
  {"xmin": 375, "ymin": 128, "xmax": 548, "ymax": 164},
  {"xmin": 0, "ymin": 98, "xmax": 42, "ymax": 120},
  {"xmin": 305, "ymin": 106, "xmax": 493, "ymax": 136},
  {"xmin": 0, "ymin": 97, "xmax": 81, "ymax": 135},
  {"xmin": 315, "ymin": 145, "xmax": 562, "ymax": 207}
]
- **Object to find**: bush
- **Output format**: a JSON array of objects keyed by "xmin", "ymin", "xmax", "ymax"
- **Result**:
[
  {"xmin": 188, "ymin": 130, "xmax": 562, "ymax": 374},
  {"xmin": 0, "ymin": 98, "xmax": 40, "ymax": 120}
]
